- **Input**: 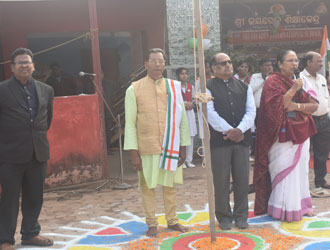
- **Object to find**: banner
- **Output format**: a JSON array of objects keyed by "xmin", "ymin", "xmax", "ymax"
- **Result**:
[{"xmin": 221, "ymin": 0, "xmax": 329, "ymax": 45}]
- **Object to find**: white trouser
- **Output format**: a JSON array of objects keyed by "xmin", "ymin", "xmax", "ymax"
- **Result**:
[{"xmin": 186, "ymin": 136, "xmax": 194, "ymax": 163}]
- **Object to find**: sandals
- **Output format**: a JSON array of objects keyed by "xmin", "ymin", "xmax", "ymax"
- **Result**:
[
  {"xmin": 310, "ymin": 187, "xmax": 330, "ymax": 198},
  {"xmin": 21, "ymin": 235, "xmax": 53, "ymax": 246}
]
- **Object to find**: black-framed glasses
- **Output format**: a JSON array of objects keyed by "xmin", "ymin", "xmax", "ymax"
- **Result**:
[
  {"xmin": 148, "ymin": 59, "xmax": 165, "ymax": 65},
  {"xmin": 215, "ymin": 60, "xmax": 232, "ymax": 66},
  {"xmin": 14, "ymin": 61, "xmax": 33, "ymax": 66}
]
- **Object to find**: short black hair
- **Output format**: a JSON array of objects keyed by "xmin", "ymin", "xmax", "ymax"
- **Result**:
[
  {"xmin": 11, "ymin": 48, "xmax": 33, "ymax": 64},
  {"xmin": 300, "ymin": 52, "xmax": 315, "ymax": 69},
  {"xmin": 258, "ymin": 58, "xmax": 272, "ymax": 67},
  {"xmin": 144, "ymin": 48, "xmax": 167, "ymax": 62},
  {"xmin": 238, "ymin": 60, "xmax": 248, "ymax": 67},
  {"xmin": 175, "ymin": 67, "xmax": 187, "ymax": 78}
]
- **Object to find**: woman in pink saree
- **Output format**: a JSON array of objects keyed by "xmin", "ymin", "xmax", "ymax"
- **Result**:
[{"xmin": 253, "ymin": 50, "xmax": 319, "ymax": 222}]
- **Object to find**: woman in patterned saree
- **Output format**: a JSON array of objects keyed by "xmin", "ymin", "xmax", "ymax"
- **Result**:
[{"xmin": 253, "ymin": 50, "xmax": 319, "ymax": 222}]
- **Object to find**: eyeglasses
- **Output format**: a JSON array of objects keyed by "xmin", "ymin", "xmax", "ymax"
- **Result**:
[
  {"xmin": 14, "ymin": 61, "xmax": 33, "ymax": 66},
  {"xmin": 148, "ymin": 59, "xmax": 165, "ymax": 65},
  {"xmin": 215, "ymin": 60, "xmax": 232, "ymax": 66}
]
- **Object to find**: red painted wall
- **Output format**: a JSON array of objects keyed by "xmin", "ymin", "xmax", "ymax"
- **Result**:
[
  {"xmin": 0, "ymin": 94, "xmax": 102, "ymax": 192},
  {"xmin": 0, "ymin": 0, "xmax": 166, "ymax": 77},
  {"xmin": 46, "ymin": 94, "xmax": 103, "ymax": 188},
  {"xmin": 0, "ymin": 0, "xmax": 165, "ymax": 187}
]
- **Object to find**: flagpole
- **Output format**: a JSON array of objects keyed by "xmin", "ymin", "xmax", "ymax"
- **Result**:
[
  {"xmin": 193, "ymin": 0, "xmax": 216, "ymax": 242},
  {"xmin": 320, "ymin": 25, "xmax": 330, "ymax": 77}
]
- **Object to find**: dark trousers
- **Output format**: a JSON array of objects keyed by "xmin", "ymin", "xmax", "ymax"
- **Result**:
[
  {"xmin": 311, "ymin": 129, "xmax": 330, "ymax": 187},
  {"xmin": 0, "ymin": 157, "xmax": 46, "ymax": 245},
  {"xmin": 211, "ymin": 145, "xmax": 250, "ymax": 224},
  {"xmin": 250, "ymin": 108, "xmax": 259, "ymax": 156}
]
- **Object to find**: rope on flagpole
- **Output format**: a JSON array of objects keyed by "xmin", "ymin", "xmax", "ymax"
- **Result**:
[
  {"xmin": 192, "ymin": 0, "xmax": 217, "ymax": 242},
  {"xmin": 191, "ymin": 0, "xmax": 213, "ymax": 166}
]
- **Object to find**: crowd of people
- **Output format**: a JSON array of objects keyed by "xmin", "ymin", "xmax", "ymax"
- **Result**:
[
  {"xmin": 0, "ymin": 46, "xmax": 329, "ymax": 250},
  {"xmin": 124, "ymin": 47, "xmax": 330, "ymax": 236}
]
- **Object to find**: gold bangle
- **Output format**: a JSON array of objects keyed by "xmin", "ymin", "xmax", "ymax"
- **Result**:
[
  {"xmin": 297, "ymin": 103, "xmax": 301, "ymax": 110},
  {"xmin": 286, "ymin": 91, "xmax": 294, "ymax": 98},
  {"xmin": 303, "ymin": 104, "xmax": 305, "ymax": 110}
]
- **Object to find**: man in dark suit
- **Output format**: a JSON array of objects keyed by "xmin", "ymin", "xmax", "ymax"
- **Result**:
[{"xmin": 0, "ymin": 48, "xmax": 54, "ymax": 250}]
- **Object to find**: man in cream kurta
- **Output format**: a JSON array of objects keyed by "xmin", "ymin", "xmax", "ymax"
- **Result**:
[{"xmin": 124, "ymin": 48, "xmax": 191, "ymax": 237}]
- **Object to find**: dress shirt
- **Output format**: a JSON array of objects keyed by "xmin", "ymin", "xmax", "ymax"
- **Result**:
[
  {"xmin": 250, "ymin": 73, "xmax": 266, "ymax": 108},
  {"xmin": 207, "ymin": 80, "xmax": 256, "ymax": 133},
  {"xmin": 301, "ymin": 69, "xmax": 329, "ymax": 116},
  {"xmin": 233, "ymin": 73, "xmax": 251, "ymax": 85}
]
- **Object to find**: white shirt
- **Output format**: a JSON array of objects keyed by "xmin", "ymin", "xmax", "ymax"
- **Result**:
[
  {"xmin": 300, "ymin": 69, "xmax": 329, "ymax": 117},
  {"xmin": 250, "ymin": 72, "xmax": 266, "ymax": 108},
  {"xmin": 181, "ymin": 84, "xmax": 197, "ymax": 136},
  {"xmin": 207, "ymin": 83, "xmax": 256, "ymax": 133}
]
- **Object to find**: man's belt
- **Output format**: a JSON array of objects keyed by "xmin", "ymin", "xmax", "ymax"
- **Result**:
[{"xmin": 313, "ymin": 114, "xmax": 329, "ymax": 120}]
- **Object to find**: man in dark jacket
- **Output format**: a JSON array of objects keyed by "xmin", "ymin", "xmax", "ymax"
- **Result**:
[
  {"xmin": 46, "ymin": 62, "xmax": 78, "ymax": 96},
  {"xmin": 207, "ymin": 53, "xmax": 256, "ymax": 230},
  {"xmin": 0, "ymin": 48, "xmax": 54, "ymax": 250}
]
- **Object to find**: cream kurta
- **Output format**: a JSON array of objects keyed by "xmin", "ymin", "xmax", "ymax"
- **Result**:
[{"xmin": 124, "ymin": 77, "xmax": 191, "ymax": 188}]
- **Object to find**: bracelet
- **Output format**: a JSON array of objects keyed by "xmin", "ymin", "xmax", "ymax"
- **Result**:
[
  {"xmin": 286, "ymin": 91, "xmax": 294, "ymax": 98},
  {"xmin": 303, "ymin": 104, "xmax": 305, "ymax": 110},
  {"xmin": 297, "ymin": 103, "xmax": 301, "ymax": 110}
]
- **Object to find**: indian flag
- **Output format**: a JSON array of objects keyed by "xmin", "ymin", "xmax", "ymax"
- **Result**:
[{"xmin": 320, "ymin": 25, "xmax": 330, "ymax": 77}]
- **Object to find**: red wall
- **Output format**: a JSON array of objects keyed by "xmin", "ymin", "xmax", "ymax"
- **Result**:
[
  {"xmin": 46, "ymin": 94, "xmax": 103, "ymax": 188},
  {"xmin": 0, "ymin": 0, "xmax": 165, "ymax": 187},
  {"xmin": 0, "ymin": 0, "xmax": 166, "ymax": 187},
  {"xmin": 0, "ymin": 0, "xmax": 166, "ymax": 77},
  {"xmin": 0, "ymin": 94, "xmax": 103, "ymax": 192}
]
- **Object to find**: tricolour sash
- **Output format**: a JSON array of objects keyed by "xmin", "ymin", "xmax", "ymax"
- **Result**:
[{"xmin": 159, "ymin": 78, "xmax": 183, "ymax": 171}]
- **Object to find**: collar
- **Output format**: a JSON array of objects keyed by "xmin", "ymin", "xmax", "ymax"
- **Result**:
[
  {"xmin": 234, "ymin": 73, "xmax": 248, "ymax": 81},
  {"xmin": 215, "ymin": 76, "xmax": 233, "ymax": 82},
  {"xmin": 13, "ymin": 76, "xmax": 33, "ymax": 87},
  {"xmin": 252, "ymin": 72, "xmax": 264, "ymax": 79},
  {"xmin": 146, "ymin": 75, "xmax": 164, "ymax": 84},
  {"xmin": 302, "ymin": 68, "xmax": 317, "ymax": 78},
  {"xmin": 261, "ymin": 73, "xmax": 268, "ymax": 80}
]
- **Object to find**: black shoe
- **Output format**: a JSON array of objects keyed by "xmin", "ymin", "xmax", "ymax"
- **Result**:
[
  {"xmin": 235, "ymin": 221, "xmax": 248, "ymax": 229},
  {"xmin": 321, "ymin": 182, "xmax": 330, "ymax": 189},
  {"xmin": 219, "ymin": 222, "xmax": 232, "ymax": 230},
  {"xmin": 248, "ymin": 184, "xmax": 255, "ymax": 194}
]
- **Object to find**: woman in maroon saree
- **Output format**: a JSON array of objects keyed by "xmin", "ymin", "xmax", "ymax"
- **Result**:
[{"xmin": 253, "ymin": 50, "xmax": 318, "ymax": 222}]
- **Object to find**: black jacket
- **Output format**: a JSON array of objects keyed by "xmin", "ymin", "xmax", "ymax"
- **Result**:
[
  {"xmin": 207, "ymin": 77, "xmax": 252, "ymax": 147},
  {"xmin": 0, "ymin": 76, "xmax": 54, "ymax": 163}
]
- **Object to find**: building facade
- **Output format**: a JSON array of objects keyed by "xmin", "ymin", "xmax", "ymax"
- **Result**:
[{"xmin": 166, "ymin": 0, "xmax": 329, "ymax": 74}]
